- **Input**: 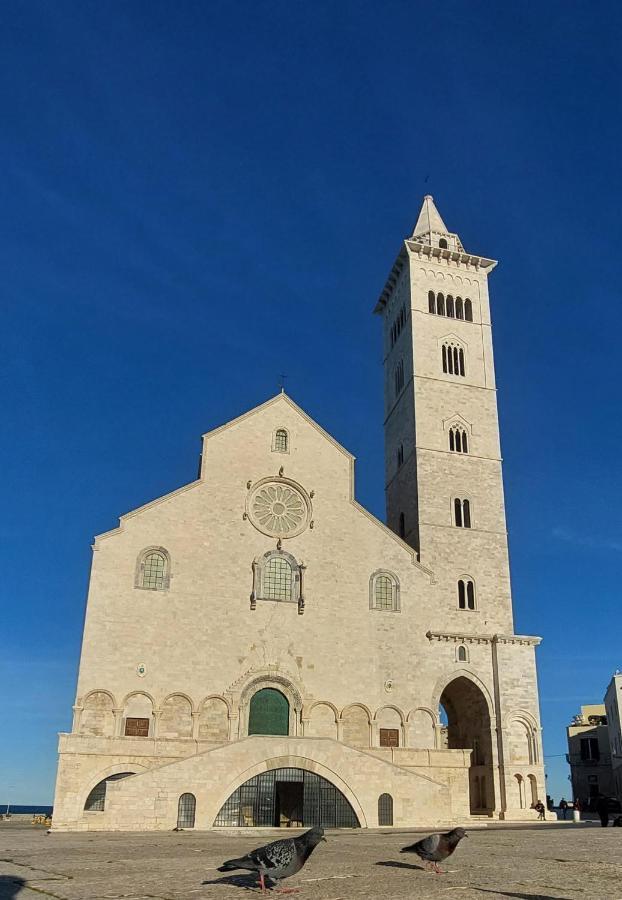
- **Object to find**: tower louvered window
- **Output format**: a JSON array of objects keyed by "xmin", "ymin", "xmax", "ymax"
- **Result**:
[
  {"xmin": 449, "ymin": 425, "xmax": 468, "ymax": 454},
  {"xmin": 458, "ymin": 578, "xmax": 475, "ymax": 610},
  {"xmin": 454, "ymin": 498, "xmax": 471, "ymax": 528},
  {"xmin": 442, "ymin": 343, "xmax": 465, "ymax": 377}
]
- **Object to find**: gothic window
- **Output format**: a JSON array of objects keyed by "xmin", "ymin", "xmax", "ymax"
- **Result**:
[
  {"xmin": 273, "ymin": 428, "xmax": 289, "ymax": 453},
  {"xmin": 458, "ymin": 577, "xmax": 476, "ymax": 610},
  {"xmin": 397, "ymin": 444, "xmax": 404, "ymax": 468},
  {"xmin": 446, "ymin": 295, "xmax": 455, "ymax": 318},
  {"xmin": 456, "ymin": 297, "xmax": 464, "ymax": 319},
  {"xmin": 457, "ymin": 644, "xmax": 468, "ymax": 662},
  {"xmin": 442, "ymin": 341, "xmax": 465, "ymax": 376},
  {"xmin": 464, "ymin": 299, "xmax": 473, "ymax": 321},
  {"xmin": 454, "ymin": 498, "xmax": 472, "ymax": 528},
  {"xmin": 370, "ymin": 571, "xmax": 400, "ymax": 612},
  {"xmin": 439, "ymin": 238, "xmax": 448, "ymax": 249},
  {"xmin": 449, "ymin": 425, "xmax": 468, "ymax": 454},
  {"xmin": 399, "ymin": 512, "xmax": 405, "ymax": 538},
  {"xmin": 436, "ymin": 293, "xmax": 445, "ymax": 316},
  {"xmin": 136, "ymin": 547, "xmax": 170, "ymax": 590},
  {"xmin": 252, "ymin": 550, "xmax": 302, "ymax": 605},
  {"xmin": 394, "ymin": 360, "xmax": 404, "ymax": 397},
  {"xmin": 428, "ymin": 290, "xmax": 436, "ymax": 314}
]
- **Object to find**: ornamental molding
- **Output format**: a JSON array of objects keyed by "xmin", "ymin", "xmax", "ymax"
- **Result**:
[
  {"xmin": 246, "ymin": 476, "xmax": 312, "ymax": 539},
  {"xmin": 426, "ymin": 631, "xmax": 541, "ymax": 647}
]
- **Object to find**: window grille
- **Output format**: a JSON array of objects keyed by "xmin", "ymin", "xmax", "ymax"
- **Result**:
[
  {"xmin": 379, "ymin": 728, "xmax": 399, "ymax": 747},
  {"xmin": 263, "ymin": 556, "xmax": 293, "ymax": 601},
  {"xmin": 213, "ymin": 767, "xmax": 360, "ymax": 828},
  {"xmin": 274, "ymin": 429, "xmax": 288, "ymax": 452},
  {"xmin": 125, "ymin": 717, "xmax": 150, "ymax": 737},
  {"xmin": 142, "ymin": 552, "xmax": 166, "ymax": 589},
  {"xmin": 375, "ymin": 576, "xmax": 393, "ymax": 610},
  {"xmin": 84, "ymin": 772, "xmax": 134, "ymax": 812},
  {"xmin": 177, "ymin": 793, "xmax": 196, "ymax": 828},
  {"xmin": 378, "ymin": 792, "xmax": 394, "ymax": 825}
]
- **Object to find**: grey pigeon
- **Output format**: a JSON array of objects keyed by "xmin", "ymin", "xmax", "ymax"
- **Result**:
[
  {"xmin": 218, "ymin": 826, "xmax": 325, "ymax": 893},
  {"xmin": 401, "ymin": 827, "xmax": 467, "ymax": 874}
]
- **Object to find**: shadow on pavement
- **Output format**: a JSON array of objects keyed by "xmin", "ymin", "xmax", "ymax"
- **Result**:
[
  {"xmin": 202, "ymin": 873, "xmax": 261, "ymax": 890},
  {"xmin": 0, "ymin": 877, "xmax": 26, "ymax": 899},
  {"xmin": 474, "ymin": 889, "xmax": 573, "ymax": 899},
  {"xmin": 375, "ymin": 859, "xmax": 427, "ymax": 871}
]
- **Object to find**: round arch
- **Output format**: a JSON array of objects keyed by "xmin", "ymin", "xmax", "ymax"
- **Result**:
[
  {"xmin": 212, "ymin": 756, "xmax": 366, "ymax": 828},
  {"xmin": 238, "ymin": 672, "xmax": 303, "ymax": 738}
]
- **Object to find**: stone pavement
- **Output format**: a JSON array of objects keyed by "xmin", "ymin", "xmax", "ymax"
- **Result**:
[{"xmin": 1, "ymin": 822, "xmax": 621, "ymax": 900}]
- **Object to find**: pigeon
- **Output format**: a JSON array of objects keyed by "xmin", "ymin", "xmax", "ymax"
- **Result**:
[
  {"xmin": 401, "ymin": 827, "xmax": 467, "ymax": 874},
  {"xmin": 217, "ymin": 826, "xmax": 325, "ymax": 893}
]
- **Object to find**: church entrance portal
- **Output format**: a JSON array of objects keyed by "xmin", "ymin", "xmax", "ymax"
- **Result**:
[
  {"xmin": 439, "ymin": 676, "xmax": 494, "ymax": 815},
  {"xmin": 213, "ymin": 766, "xmax": 360, "ymax": 827},
  {"xmin": 248, "ymin": 688, "xmax": 289, "ymax": 736}
]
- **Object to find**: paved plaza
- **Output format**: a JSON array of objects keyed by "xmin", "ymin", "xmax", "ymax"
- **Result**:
[{"xmin": 1, "ymin": 822, "xmax": 621, "ymax": 900}]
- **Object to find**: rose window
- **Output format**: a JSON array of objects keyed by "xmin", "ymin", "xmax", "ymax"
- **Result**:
[{"xmin": 247, "ymin": 479, "xmax": 311, "ymax": 538}]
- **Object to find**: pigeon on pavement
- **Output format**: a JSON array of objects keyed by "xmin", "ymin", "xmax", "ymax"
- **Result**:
[
  {"xmin": 218, "ymin": 826, "xmax": 326, "ymax": 893},
  {"xmin": 401, "ymin": 827, "xmax": 467, "ymax": 874}
]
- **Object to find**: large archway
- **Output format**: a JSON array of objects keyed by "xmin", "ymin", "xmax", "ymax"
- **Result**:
[
  {"xmin": 213, "ymin": 766, "xmax": 360, "ymax": 828},
  {"xmin": 439, "ymin": 676, "xmax": 494, "ymax": 814}
]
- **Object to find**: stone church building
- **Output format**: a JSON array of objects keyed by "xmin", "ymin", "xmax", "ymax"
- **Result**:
[{"xmin": 52, "ymin": 197, "xmax": 544, "ymax": 831}]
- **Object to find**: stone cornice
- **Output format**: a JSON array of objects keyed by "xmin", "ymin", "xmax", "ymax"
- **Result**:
[
  {"xmin": 426, "ymin": 630, "xmax": 541, "ymax": 647},
  {"xmin": 374, "ymin": 240, "xmax": 497, "ymax": 313}
]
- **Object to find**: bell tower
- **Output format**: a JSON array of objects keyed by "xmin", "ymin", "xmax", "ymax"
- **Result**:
[{"xmin": 375, "ymin": 196, "xmax": 514, "ymax": 632}]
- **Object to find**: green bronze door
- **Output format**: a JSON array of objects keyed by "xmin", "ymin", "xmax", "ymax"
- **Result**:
[{"xmin": 248, "ymin": 689, "xmax": 289, "ymax": 736}]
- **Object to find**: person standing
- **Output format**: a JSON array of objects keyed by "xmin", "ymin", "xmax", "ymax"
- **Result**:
[
  {"xmin": 534, "ymin": 799, "xmax": 546, "ymax": 820},
  {"xmin": 559, "ymin": 798, "xmax": 568, "ymax": 819},
  {"xmin": 596, "ymin": 795, "xmax": 609, "ymax": 828}
]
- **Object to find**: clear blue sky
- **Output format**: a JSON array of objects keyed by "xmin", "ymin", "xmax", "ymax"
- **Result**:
[{"xmin": 2, "ymin": 0, "xmax": 621, "ymax": 806}]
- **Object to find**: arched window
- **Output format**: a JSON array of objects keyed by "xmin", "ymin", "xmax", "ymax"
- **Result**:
[
  {"xmin": 248, "ymin": 688, "xmax": 289, "ymax": 736},
  {"xmin": 454, "ymin": 498, "xmax": 471, "ymax": 528},
  {"xmin": 441, "ymin": 342, "xmax": 465, "ymax": 377},
  {"xmin": 252, "ymin": 550, "xmax": 302, "ymax": 605},
  {"xmin": 370, "ymin": 571, "xmax": 400, "ymax": 612},
  {"xmin": 84, "ymin": 772, "xmax": 134, "ymax": 812},
  {"xmin": 458, "ymin": 578, "xmax": 476, "ymax": 610},
  {"xmin": 446, "ymin": 295, "xmax": 455, "ymax": 318},
  {"xmin": 264, "ymin": 555, "xmax": 293, "ymax": 601},
  {"xmin": 399, "ymin": 512, "xmax": 405, "ymax": 538},
  {"xmin": 464, "ymin": 299, "xmax": 473, "ymax": 321},
  {"xmin": 177, "ymin": 793, "xmax": 196, "ymax": 828},
  {"xmin": 457, "ymin": 645, "xmax": 468, "ymax": 662},
  {"xmin": 456, "ymin": 297, "xmax": 464, "ymax": 319},
  {"xmin": 428, "ymin": 290, "xmax": 436, "ymax": 314},
  {"xmin": 136, "ymin": 548, "xmax": 170, "ymax": 590},
  {"xmin": 378, "ymin": 793, "xmax": 394, "ymax": 825},
  {"xmin": 439, "ymin": 238, "xmax": 448, "ymax": 249},
  {"xmin": 273, "ymin": 428, "xmax": 289, "ymax": 453},
  {"xmin": 436, "ymin": 293, "xmax": 445, "ymax": 316},
  {"xmin": 449, "ymin": 425, "xmax": 468, "ymax": 453}
]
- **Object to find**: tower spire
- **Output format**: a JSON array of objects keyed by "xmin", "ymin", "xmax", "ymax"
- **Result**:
[{"xmin": 410, "ymin": 195, "xmax": 465, "ymax": 252}]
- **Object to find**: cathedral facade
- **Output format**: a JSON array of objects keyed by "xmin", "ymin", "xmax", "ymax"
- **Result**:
[{"xmin": 52, "ymin": 197, "xmax": 544, "ymax": 831}]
